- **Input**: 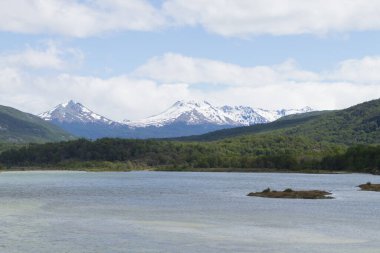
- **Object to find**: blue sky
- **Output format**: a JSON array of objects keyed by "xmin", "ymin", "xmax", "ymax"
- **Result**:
[{"xmin": 1, "ymin": 0, "xmax": 380, "ymax": 120}]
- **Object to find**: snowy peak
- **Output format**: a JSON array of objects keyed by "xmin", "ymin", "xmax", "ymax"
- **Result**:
[
  {"xmin": 270, "ymin": 106, "xmax": 314, "ymax": 121},
  {"xmin": 127, "ymin": 100, "xmax": 237, "ymax": 127},
  {"xmin": 277, "ymin": 106, "xmax": 313, "ymax": 117},
  {"xmin": 40, "ymin": 99, "xmax": 314, "ymax": 129},
  {"xmin": 220, "ymin": 106, "xmax": 268, "ymax": 125},
  {"xmin": 39, "ymin": 100, "xmax": 116, "ymax": 125},
  {"xmin": 224, "ymin": 106, "xmax": 314, "ymax": 124},
  {"xmin": 126, "ymin": 100, "xmax": 314, "ymax": 128}
]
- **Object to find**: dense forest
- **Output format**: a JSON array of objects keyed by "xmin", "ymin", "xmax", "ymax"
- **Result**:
[
  {"xmin": 321, "ymin": 145, "xmax": 380, "ymax": 173},
  {"xmin": 0, "ymin": 136, "xmax": 378, "ymax": 174}
]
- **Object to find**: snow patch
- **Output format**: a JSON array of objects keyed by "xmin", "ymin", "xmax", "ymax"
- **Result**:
[{"xmin": 39, "ymin": 100, "xmax": 117, "ymax": 125}]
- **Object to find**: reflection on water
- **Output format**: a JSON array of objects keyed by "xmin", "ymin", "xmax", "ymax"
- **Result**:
[{"xmin": 0, "ymin": 171, "xmax": 379, "ymax": 253}]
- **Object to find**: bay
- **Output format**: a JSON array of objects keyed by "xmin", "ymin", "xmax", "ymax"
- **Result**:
[{"xmin": 0, "ymin": 171, "xmax": 379, "ymax": 253}]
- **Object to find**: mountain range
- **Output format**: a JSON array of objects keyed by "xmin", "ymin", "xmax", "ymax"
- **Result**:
[
  {"xmin": 39, "ymin": 100, "xmax": 313, "ymax": 139},
  {"xmin": 3, "ymin": 98, "xmax": 380, "ymax": 173}
]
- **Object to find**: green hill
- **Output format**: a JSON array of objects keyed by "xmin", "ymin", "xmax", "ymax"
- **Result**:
[
  {"xmin": 0, "ymin": 105, "xmax": 74, "ymax": 144},
  {"xmin": 175, "ymin": 111, "xmax": 329, "ymax": 141},
  {"xmin": 179, "ymin": 99, "xmax": 380, "ymax": 145}
]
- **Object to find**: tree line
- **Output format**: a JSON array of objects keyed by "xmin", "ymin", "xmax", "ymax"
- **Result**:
[{"xmin": 0, "ymin": 137, "xmax": 378, "ymax": 173}]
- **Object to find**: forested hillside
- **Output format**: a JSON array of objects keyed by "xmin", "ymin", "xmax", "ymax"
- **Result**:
[
  {"xmin": 180, "ymin": 99, "xmax": 380, "ymax": 145},
  {"xmin": 0, "ymin": 105, "xmax": 74, "ymax": 144}
]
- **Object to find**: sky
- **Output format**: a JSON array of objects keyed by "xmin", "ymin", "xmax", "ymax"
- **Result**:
[{"xmin": 1, "ymin": 0, "xmax": 380, "ymax": 121}]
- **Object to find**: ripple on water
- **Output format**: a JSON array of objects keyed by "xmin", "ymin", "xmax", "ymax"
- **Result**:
[{"xmin": 0, "ymin": 171, "xmax": 379, "ymax": 253}]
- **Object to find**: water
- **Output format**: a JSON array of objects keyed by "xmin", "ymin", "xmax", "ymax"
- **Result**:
[{"xmin": 0, "ymin": 171, "xmax": 379, "ymax": 253}]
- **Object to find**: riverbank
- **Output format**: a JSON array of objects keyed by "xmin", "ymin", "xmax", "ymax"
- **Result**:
[{"xmin": 0, "ymin": 163, "xmax": 354, "ymax": 174}]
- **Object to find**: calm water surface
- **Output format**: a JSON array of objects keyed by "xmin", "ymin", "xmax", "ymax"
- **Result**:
[{"xmin": 0, "ymin": 171, "xmax": 379, "ymax": 253}]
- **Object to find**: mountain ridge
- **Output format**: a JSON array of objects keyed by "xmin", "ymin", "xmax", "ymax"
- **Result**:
[
  {"xmin": 126, "ymin": 100, "xmax": 313, "ymax": 128},
  {"xmin": 177, "ymin": 98, "xmax": 380, "ymax": 145},
  {"xmin": 39, "ymin": 100, "xmax": 118, "ymax": 125},
  {"xmin": 39, "ymin": 100, "xmax": 313, "ymax": 139}
]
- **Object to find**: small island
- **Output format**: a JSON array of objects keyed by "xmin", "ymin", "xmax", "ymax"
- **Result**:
[
  {"xmin": 358, "ymin": 182, "xmax": 380, "ymax": 192},
  {"xmin": 247, "ymin": 188, "xmax": 333, "ymax": 199}
]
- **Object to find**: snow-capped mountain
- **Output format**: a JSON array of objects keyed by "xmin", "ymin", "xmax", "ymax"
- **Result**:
[
  {"xmin": 276, "ymin": 107, "xmax": 314, "ymax": 118},
  {"xmin": 220, "ymin": 106, "xmax": 268, "ymax": 125},
  {"xmin": 126, "ymin": 100, "xmax": 237, "ymax": 128},
  {"xmin": 39, "ymin": 100, "xmax": 124, "ymax": 139},
  {"xmin": 39, "ymin": 100, "xmax": 313, "ymax": 139},
  {"xmin": 222, "ymin": 106, "xmax": 314, "ymax": 124},
  {"xmin": 126, "ymin": 100, "xmax": 313, "ymax": 128},
  {"xmin": 39, "ymin": 100, "xmax": 116, "ymax": 125}
]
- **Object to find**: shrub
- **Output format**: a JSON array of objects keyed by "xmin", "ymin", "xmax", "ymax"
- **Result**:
[
  {"xmin": 262, "ymin": 188, "xmax": 271, "ymax": 193},
  {"xmin": 284, "ymin": 188, "xmax": 294, "ymax": 193}
]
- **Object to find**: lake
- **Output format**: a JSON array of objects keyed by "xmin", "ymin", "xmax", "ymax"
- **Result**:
[{"xmin": 0, "ymin": 171, "xmax": 379, "ymax": 253}]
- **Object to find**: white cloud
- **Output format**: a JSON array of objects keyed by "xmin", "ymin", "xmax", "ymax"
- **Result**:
[
  {"xmin": 0, "ymin": 70, "xmax": 193, "ymax": 120},
  {"xmin": 134, "ymin": 53, "xmax": 320, "ymax": 86},
  {"xmin": 0, "ymin": 0, "xmax": 165, "ymax": 37},
  {"xmin": 131, "ymin": 53, "xmax": 380, "ymax": 112},
  {"xmin": 328, "ymin": 56, "xmax": 380, "ymax": 84},
  {"xmin": 1, "ymin": 52, "xmax": 380, "ymax": 120},
  {"xmin": 208, "ymin": 82, "xmax": 380, "ymax": 111},
  {"xmin": 163, "ymin": 0, "xmax": 380, "ymax": 37},
  {"xmin": 50, "ymin": 74, "xmax": 193, "ymax": 120},
  {"xmin": 0, "ymin": 42, "xmax": 83, "ymax": 70},
  {"xmin": 1, "ymin": 1, "xmax": 380, "ymax": 37},
  {"xmin": 135, "ymin": 53, "xmax": 380, "ymax": 87}
]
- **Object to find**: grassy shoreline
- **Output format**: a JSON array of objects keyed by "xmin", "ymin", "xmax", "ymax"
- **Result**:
[{"xmin": 0, "ymin": 163, "xmax": 353, "ymax": 174}]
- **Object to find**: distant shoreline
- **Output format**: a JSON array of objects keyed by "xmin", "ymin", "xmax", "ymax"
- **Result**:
[{"xmin": 0, "ymin": 166, "xmax": 355, "ymax": 174}]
